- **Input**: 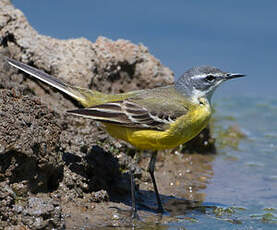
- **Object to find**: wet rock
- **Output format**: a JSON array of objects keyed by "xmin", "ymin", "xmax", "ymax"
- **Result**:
[
  {"xmin": 0, "ymin": 181, "xmax": 64, "ymax": 229},
  {"xmin": 90, "ymin": 190, "xmax": 109, "ymax": 202}
]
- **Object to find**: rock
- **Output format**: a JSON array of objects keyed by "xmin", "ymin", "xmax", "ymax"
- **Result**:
[{"xmin": 0, "ymin": 89, "xmax": 63, "ymax": 192}]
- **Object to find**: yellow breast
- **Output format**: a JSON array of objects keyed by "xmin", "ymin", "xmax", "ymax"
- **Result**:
[{"xmin": 103, "ymin": 98, "xmax": 212, "ymax": 150}]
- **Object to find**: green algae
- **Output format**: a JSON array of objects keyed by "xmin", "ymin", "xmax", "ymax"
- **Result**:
[
  {"xmin": 214, "ymin": 125, "xmax": 246, "ymax": 150},
  {"xmin": 251, "ymin": 212, "xmax": 277, "ymax": 224}
]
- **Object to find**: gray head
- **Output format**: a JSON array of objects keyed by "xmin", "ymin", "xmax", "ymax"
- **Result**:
[{"xmin": 175, "ymin": 66, "xmax": 245, "ymax": 102}]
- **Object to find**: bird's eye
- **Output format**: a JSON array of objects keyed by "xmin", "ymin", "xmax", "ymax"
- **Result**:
[{"xmin": 206, "ymin": 75, "xmax": 216, "ymax": 82}]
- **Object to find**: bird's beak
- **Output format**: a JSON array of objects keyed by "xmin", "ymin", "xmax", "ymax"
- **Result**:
[{"xmin": 225, "ymin": 73, "xmax": 246, "ymax": 80}]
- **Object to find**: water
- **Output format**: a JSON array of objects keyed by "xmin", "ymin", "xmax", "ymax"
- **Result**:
[{"xmin": 162, "ymin": 96, "xmax": 277, "ymax": 229}]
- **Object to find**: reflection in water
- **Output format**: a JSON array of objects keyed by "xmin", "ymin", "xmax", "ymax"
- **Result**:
[{"xmin": 164, "ymin": 198, "xmax": 202, "ymax": 216}]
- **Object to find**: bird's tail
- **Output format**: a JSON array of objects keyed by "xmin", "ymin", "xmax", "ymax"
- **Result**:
[{"xmin": 6, "ymin": 57, "xmax": 108, "ymax": 107}]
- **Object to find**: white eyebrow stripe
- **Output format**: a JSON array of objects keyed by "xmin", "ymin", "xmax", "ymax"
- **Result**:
[{"xmin": 190, "ymin": 74, "xmax": 207, "ymax": 80}]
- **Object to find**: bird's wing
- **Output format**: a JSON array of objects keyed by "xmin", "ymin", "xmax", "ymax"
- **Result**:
[{"xmin": 68, "ymin": 87, "xmax": 189, "ymax": 131}]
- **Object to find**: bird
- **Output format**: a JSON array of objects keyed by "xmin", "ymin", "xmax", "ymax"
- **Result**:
[{"xmin": 6, "ymin": 57, "xmax": 245, "ymax": 218}]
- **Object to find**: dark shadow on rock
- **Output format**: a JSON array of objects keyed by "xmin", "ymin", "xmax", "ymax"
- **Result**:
[
  {"xmin": 62, "ymin": 145, "xmax": 132, "ymax": 197},
  {"xmin": 0, "ymin": 32, "xmax": 16, "ymax": 48},
  {"xmin": 86, "ymin": 146, "xmax": 125, "ymax": 193},
  {"xmin": 0, "ymin": 150, "xmax": 63, "ymax": 193}
]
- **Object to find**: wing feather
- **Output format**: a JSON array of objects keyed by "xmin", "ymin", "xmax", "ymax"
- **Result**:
[{"xmin": 68, "ymin": 100, "xmax": 181, "ymax": 130}]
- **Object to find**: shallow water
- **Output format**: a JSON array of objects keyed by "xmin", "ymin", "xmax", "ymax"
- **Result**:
[{"xmin": 145, "ymin": 96, "xmax": 277, "ymax": 229}]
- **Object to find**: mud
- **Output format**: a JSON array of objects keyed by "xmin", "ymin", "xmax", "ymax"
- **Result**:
[{"xmin": 0, "ymin": 0, "xmax": 216, "ymax": 229}]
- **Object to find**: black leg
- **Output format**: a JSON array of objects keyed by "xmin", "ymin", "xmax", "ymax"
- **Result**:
[
  {"xmin": 130, "ymin": 166, "xmax": 139, "ymax": 219},
  {"xmin": 147, "ymin": 151, "xmax": 164, "ymax": 213}
]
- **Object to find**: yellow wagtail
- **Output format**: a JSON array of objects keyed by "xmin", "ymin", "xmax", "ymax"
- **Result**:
[{"xmin": 7, "ymin": 57, "xmax": 245, "ymax": 217}]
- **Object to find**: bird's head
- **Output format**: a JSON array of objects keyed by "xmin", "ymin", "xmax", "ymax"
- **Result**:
[{"xmin": 175, "ymin": 66, "xmax": 245, "ymax": 102}]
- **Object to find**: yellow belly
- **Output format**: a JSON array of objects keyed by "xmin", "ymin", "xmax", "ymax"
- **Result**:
[{"xmin": 103, "ymin": 102, "xmax": 211, "ymax": 150}]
